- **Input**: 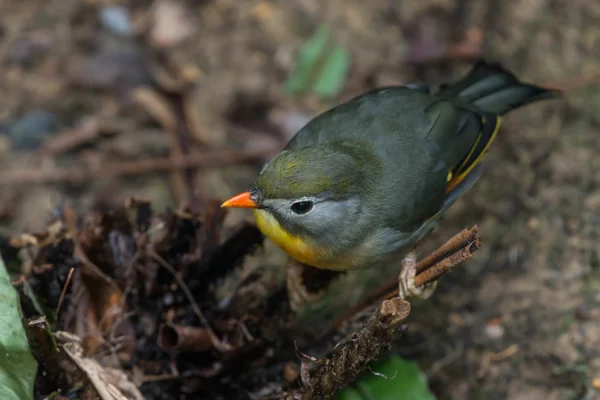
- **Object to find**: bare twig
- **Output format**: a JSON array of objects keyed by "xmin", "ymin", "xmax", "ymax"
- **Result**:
[
  {"xmin": 544, "ymin": 72, "xmax": 600, "ymax": 91},
  {"xmin": 158, "ymin": 323, "xmax": 213, "ymax": 353},
  {"xmin": 131, "ymin": 87, "xmax": 177, "ymax": 132},
  {"xmin": 301, "ymin": 298, "xmax": 411, "ymax": 400},
  {"xmin": 141, "ymin": 374, "xmax": 179, "ymax": 383},
  {"xmin": 329, "ymin": 226, "xmax": 481, "ymax": 333},
  {"xmin": 40, "ymin": 118, "xmax": 113, "ymax": 155},
  {"xmin": 63, "ymin": 207, "xmax": 118, "ymax": 289},
  {"xmin": 0, "ymin": 147, "xmax": 275, "ymax": 185},
  {"xmin": 136, "ymin": 53, "xmax": 206, "ymax": 205},
  {"xmin": 415, "ymin": 226, "xmax": 480, "ymax": 274},
  {"xmin": 55, "ymin": 267, "xmax": 75, "ymax": 321},
  {"xmin": 414, "ymin": 239, "xmax": 480, "ymax": 287},
  {"xmin": 149, "ymin": 251, "xmax": 233, "ymax": 352},
  {"xmin": 132, "ymin": 86, "xmax": 190, "ymax": 203},
  {"xmin": 296, "ymin": 227, "xmax": 482, "ymax": 399}
]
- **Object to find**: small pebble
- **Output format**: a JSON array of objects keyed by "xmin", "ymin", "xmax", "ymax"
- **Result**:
[
  {"xmin": 163, "ymin": 292, "xmax": 175, "ymax": 306},
  {"xmin": 485, "ymin": 319, "xmax": 505, "ymax": 341},
  {"xmin": 7, "ymin": 110, "xmax": 57, "ymax": 150},
  {"xmin": 100, "ymin": 6, "xmax": 134, "ymax": 37}
]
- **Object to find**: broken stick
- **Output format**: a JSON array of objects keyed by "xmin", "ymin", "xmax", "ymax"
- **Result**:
[
  {"xmin": 330, "ymin": 226, "xmax": 481, "ymax": 334},
  {"xmin": 299, "ymin": 226, "xmax": 481, "ymax": 399}
]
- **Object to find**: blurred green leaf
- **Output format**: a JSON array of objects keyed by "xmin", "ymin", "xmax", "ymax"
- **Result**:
[
  {"xmin": 313, "ymin": 46, "xmax": 350, "ymax": 97},
  {"xmin": 337, "ymin": 355, "xmax": 436, "ymax": 400},
  {"xmin": 284, "ymin": 25, "xmax": 350, "ymax": 97},
  {"xmin": 0, "ymin": 256, "xmax": 37, "ymax": 400},
  {"xmin": 284, "ymin": 25, "xmax": 330, "ymax": 94}
]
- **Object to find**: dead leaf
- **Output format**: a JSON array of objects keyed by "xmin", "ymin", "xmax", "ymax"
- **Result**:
[{"xmin": 57, "ymin": 332, "xmax": 144, "ymax": 400}]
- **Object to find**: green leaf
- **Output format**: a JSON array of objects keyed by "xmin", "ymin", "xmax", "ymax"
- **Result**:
[
  {"xmin": 0, "ymin": 256, "xmax": 37, "ymax": 400},
  {"xmin": 336, "ymin": 355, "xmax": 436, "ymax": 400},
  {"xmin": 312, "ymin": 45, "xmax": 350, "ymax": 97},
  {"xmin": 284, "ymin": 25, "xmax": 350, "ymax": 97},
  {"xmin": 284, "ymin": 25, "xmax": 331, "ymax": 94}
]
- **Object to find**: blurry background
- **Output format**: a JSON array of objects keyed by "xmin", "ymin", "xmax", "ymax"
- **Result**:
[{"xmin": 0, "ymin": 0, "xmax": 599, "ymax": 399}]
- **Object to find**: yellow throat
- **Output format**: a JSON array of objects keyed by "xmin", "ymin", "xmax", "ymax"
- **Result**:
[{"xmin": 253, "ymin": 209, "xmax": 336, "ymax": 269}]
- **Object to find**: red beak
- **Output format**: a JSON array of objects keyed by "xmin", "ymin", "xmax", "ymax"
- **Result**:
[{"xmin": 221, "ymin": 191, "xmax": 259, "ymax": 209}]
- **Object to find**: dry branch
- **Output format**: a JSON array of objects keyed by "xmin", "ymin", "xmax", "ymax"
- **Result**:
[
  {"xmin": 300, "ymin": 299, "xmax": 411, "ymax": 400},
  {"xmin": 414, "ymin": 239, "xmax": 479, "ymax": 288},
  {"xmin": 329, "ymin": 226, "xmax": 480, "ymax": 334},
  {"xmin": 297, "ymin": 226, "xmax": 482, "ymax": 399},
  {"xmin": 158, "ymin": 323, "xmax": 213, "ymax": 353},
  {"xmin": 415, "ymin": 226, "xmax": 480, "ymax": 275},
  {"xmin": 40, "ymin": 118, "xmax": 116, "ymax": 155},
  {"xmin": 544, "ymin": 72, "xmax": 600, "ymax": 91},
  {"xmin": 0, "ymin": 147, "xmax": 275, "ymax": 185}
]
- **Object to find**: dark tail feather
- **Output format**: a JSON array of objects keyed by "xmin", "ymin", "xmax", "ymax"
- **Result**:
[{"xmin": 437, "ymin": 60, "xmax": 562, "ymax": 115}]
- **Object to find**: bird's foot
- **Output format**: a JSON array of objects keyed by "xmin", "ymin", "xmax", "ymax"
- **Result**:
[{"xmin": 398, "ymin": 252, "xmax": 437, "ymax": 300}]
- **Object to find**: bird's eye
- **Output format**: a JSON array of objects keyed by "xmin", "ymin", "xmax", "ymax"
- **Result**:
[{"xmin": 290, "ymin": 201, "xmax": 314, "ymax": 215}]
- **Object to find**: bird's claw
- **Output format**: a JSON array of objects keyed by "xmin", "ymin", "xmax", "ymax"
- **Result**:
[{"xmin": 398, "ymin": 252, "xmax": 437, "ymax": 300}]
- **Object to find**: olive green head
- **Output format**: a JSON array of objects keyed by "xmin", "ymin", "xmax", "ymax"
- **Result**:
[
  {"xmin": 250, "ymin": 141, "xmax": 381, "ymax": 242},
  {"xmin": 254, "ymin": 142, "xmax": 376, "ymax": 201}
]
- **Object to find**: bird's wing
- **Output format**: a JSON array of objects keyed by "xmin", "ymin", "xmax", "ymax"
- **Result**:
[
  {"xmin": 422, "ymin": 60, "xmax": 559, "ymax": 222},
  {"xmin": 421, "ymin": 98, "xmax": 501, "ymax": 223},
  {"xmin": 444, "ymin": 113, "xmax": 501, "ymax": 194}
]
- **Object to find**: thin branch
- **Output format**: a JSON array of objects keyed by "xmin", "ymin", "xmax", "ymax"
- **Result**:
[
  {"xmin": 413, "ymin": 238, "xmax": 480, "ymax": 287},
  {"xmin": 149, "ymin": 251, "xmax": 233, "ymax": 352},
  {"xmin": 0, "ymin": 147, "xmax": 275, "ymax": 185},
  {"xmin": 63, "ymin": 207, "xmax": 118, "ymax": 289},
  {"xmin": 543, "ymin": 72, "xmax": 600, "ymax": 91},
  {"xmin": 55, "ymin": 267, "xmax": 75, "ymax": 321},
  {"xmin": 415, "ymin": 226, "xmax": 480, "ymax": 274},
  {"xmin": 40, "ymin": 118, "xmax": 108, "ymax": 155},
  {"xmin": 329, "ymin": 226, "xmax": 481, "ymax": 334},
  {"xmin": 297, "ymin": 227, "xmax": 482, "ymax": 399}
]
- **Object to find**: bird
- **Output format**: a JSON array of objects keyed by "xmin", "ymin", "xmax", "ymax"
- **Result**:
[{"xmin": 221, "ymin": 61, "xmax": 561, "ymax": 299}]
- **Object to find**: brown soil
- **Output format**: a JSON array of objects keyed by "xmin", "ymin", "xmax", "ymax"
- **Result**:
[{"xmin": 1, "ymin": 0, "xmax": 599, "ymax": 399}]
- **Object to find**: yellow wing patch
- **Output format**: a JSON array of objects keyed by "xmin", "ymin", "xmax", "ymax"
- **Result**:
[{"xmin": 446, "ymin": 115, "xmax": 502, "ymax": 194}]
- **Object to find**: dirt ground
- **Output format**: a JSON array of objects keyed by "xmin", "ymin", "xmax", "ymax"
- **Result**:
[{"xmin": 1, "ymin": 0, "xmax": 599, "ymax": 399}]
